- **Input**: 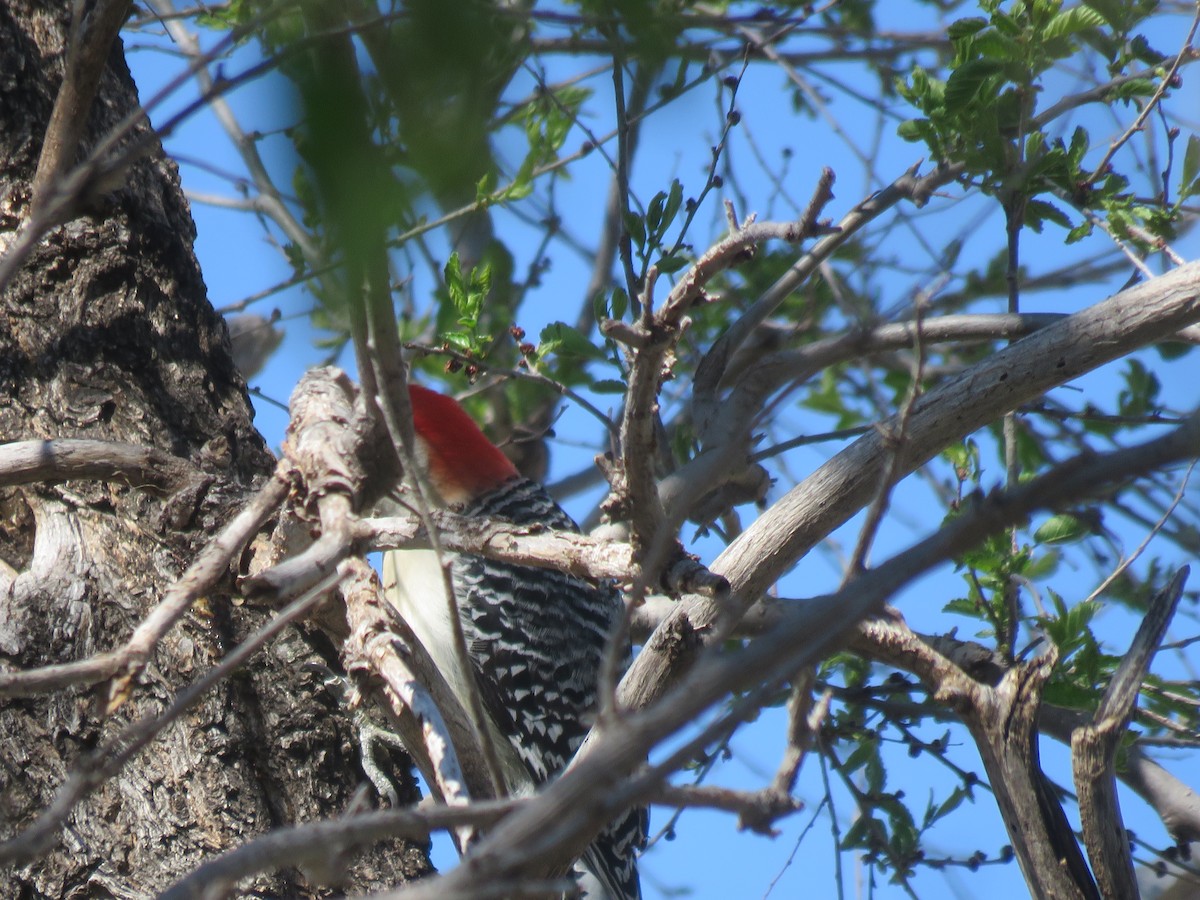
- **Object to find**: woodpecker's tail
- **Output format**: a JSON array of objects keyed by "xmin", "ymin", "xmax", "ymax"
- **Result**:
[{"xmin": 575, "ymin": 804, "xmax": 647, "ymax": 899}]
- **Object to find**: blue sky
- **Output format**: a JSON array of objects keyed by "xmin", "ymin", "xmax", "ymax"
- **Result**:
[{"xmin": 123, "ymin": 3, "xmax": 1200, "ymax": 897}]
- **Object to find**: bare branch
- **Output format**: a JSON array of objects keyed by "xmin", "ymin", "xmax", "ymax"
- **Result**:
[
  {"xmin": 1086, "ymin": 8, "xmax": 1200, "ymax": 184},
  {"xmin": 0, "ymin": 438, "xmax": 200, "ymax": 493},
  {"xmin": 601, "ymin": 182, "xmax": 838, "ymax": 567},
  {"xmin": 30, "ymin": 0, "xmax": 133, "ymax": 209},
  {"xmin": 341, "ymin": 558, "xmax": 480, "ymax": 847},
  {"xmin": 773, "ymin": 672, "xmax": 829, "ymax": 800},
  {"xmin": 650, "ymin": 783, "xmax": 803, "ymax": 836},
  {"xmin": 1073, "ymin": 567, "xmax": 1190, "ymax": 899},
  {"xmin": 363, "ymin": 512, "xmax": 639, "ymax": 585},
  {"xmin": 721, "ymin": 312, "xmax": 1064, "ymax": 400},
  {"xmin": 693, "ymin": 160, "xmax": 963, "ymax": 438},
  {"xmin": 146, "ymin": 0, "xmax": 322, "ymax": 265},
  {"xmin": 851, "ymin": 615, "xmax": 1099, "ymax": 896}
]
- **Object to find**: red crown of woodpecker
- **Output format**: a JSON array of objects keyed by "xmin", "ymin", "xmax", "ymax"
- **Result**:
[{"xmin": 408, "ymin": 384, "xmax": 519, "ymax": 505}]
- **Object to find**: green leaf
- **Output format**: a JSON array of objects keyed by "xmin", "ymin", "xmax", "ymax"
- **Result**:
[
  {"xmin": 840, "ymin": 815, "xmax": 872, "ymax": 851},
  {"xmin": 439, "ymin": 330, "xmax": 474, "ymax": 352},
  {"xmin": 1119, "ymin": 358, "xmax": 1161, "ymax": 416},
  {"xmin": 656, "ymin": 253, "xmax": 689, "ymax": 274},
  {"xmin": 1181, "ymin": 135, "xmax": 1200, "ymax": 198},
  {"xmin": 1034, "ymin": 514, "xmax": 1089, "ymax": 544},
  {"xmin": 1068, "ymin": 125, "xmax": 1090, "ymax": 165},
  {"xmin": 442, "ymin": 252, "xmax": 493, "ymax": 337},
  {"xmin": 842, "ymin": 738, "xmax": 877, "ymax": 776},
  {"xmin": 468, "ymin": 260, "xmax": 492, "ymax": 296},
  {"xmin": 908, "ymin": 66, "xmax": 929, "ymax": 96},
  {"xmin": 646, "ymin": 190, "xmax": 668, "ymax": 236},
  {"xmin": 1156, "ymin": 340, "xmax": 1192, "ymax": 361},
  {"xmin": 1110, "ymin": 78, "xmax": 1158, "ymax": 102},
  {"xmin": 505, "ymin": 181, "xmax": 534, "ymax": 202},
  {"xmin": 944, "ymin": 597, "xmax": 981, "ymax": 618},
  {"xmin": 475, "ymin": 171, "xmax": 496, "ymax": 203},
  {"xmin": 897, "ymin": 118, "xmax": 929, "ymax": 142},
  {"xmin": 991, "ymin": 10, "xmax": 1022, "ymax": 38},
  {"xmin": 865, "ymin": 751, "xmax": 886, "ymax": 794},
  {"xmin": 1025, "ymin": 129, "xmax": 1046, "ymax": 160},
  {"xmin": 933, "ymin": 786, "xmax": 971, "ymax": 823},
  {"xmin": 943, "ymin": 59, "xmax": 1006, "ymax": 113},
  {"xmin": 1044, "ymin": 679, "xmax": 1099, "ymax": 709},
  {"xmin": 624, "ymin": 211, "xmax": 647, "ymax": 250},
  {"xmin": 1129, "ymin": 34, "xmax": 1167, "ymax": 66},
  {"xmin": 1066, "ymin": 220, "xmax": 1094, "ymax": 243},
  {"xmin": 943, "ymin": 439, "xmax": 981, "ymax": 481},
  {"xmin": 1024, "ymin": 549, "xmax": 1062, "ymax": 579},
  {"xmin": 1039, "ymin": 595, "xmax": 1100, "ymax": 656},
  {"xmin": 972, "ymin": 28, "xmax": 1020, "ymax": 60},
  {"xmin": 591, "ymin": 379, "xmax": 627, "ymax": 394},
  {"xmin": 663, "ymin": 178, "xmax": 684, "ymax": 231},
  {"xmin": 538, "ymin": 322, "xmax": 604, "ymax": 360},
  {"xmin": 498, "ymin": 150, "xmax": 538, "ymax": 205},
  {"xmin": 610, "ymin": 287, "xmax": 629, "ymax": 321},
  {"xmin": 1044, "ymin": 5, "xmax": 1106, "ymax": 39},
  {"xmin": 947, "ymin": 17, "xmax": 989, "ymax": 41},
  {"xmin": 1082, "ymin": 0, "xmax": 1123, "ymax": 27},
  {"xmin": 1025, "ymin": 199, "xmax": 1073, "ymax": 232},
  {"xmin": 444, "ymin": 253, "xmax": 466, "ymax": 311}
]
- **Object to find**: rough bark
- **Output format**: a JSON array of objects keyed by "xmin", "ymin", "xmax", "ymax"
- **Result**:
[{"xmin": 0, "ymin": 5, "xmax": 429, "ymax": 897}]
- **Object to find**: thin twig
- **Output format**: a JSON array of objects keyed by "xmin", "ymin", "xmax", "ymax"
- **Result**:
[
  {"xmin": 693, "ymin": 161, "xmax": 955, "ymax": 440},
  {"xmin": 147, "ymin": 0, "xmax": 322, "ymax": 266},
  {"xmin": 1084, "ymin": 460, "xmax": 1195, "ymax": 605},
  {"xmin": 1087, "ymin": 8, "xmax": 1200, "ymax": 184}
]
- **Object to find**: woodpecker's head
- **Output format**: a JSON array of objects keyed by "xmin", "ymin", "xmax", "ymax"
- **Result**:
[{"xmin": 408, "ymin": 384, "xmax": 520, "ymax": 506}]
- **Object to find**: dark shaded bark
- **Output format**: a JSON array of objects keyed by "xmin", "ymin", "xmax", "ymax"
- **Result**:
[{"xmin": 0, "ymin": 4, "xmax": 430, "ymax": 896}]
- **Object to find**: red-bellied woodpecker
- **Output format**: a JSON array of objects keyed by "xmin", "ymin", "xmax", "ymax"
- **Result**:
[{"xmin": 382, "ymin": 384, "xmax": 645, "ymax": 899}]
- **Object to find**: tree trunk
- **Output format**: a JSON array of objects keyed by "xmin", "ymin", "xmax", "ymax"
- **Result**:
[{"xmin": 0, "ymin": 4, "xmax": 430, "ymax": 896}]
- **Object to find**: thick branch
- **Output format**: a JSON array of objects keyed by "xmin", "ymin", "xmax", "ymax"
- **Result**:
[
  {"xmin": 851, "ymin": 616, "xmax": 1097, "ymax": 897},
  {"xmin": 849, "ymin": 617, "xmax": 1200, "ymax": 862},
  {"xmin": 0, "ymin": 438, "xmax": 201, "ymax": 493},
  {"xmin": 622, "ymin": 261, "xmax": 1200, "ymax": 715},
  {"xmin": 1072, "ymin": 568, "xmax": 1189, "ymax": 899},
  {"xmin": 30, "ymin": 0, "xmax": 132, "ymax": 208}
]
